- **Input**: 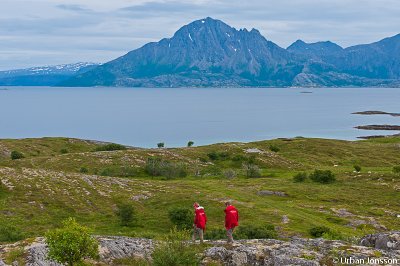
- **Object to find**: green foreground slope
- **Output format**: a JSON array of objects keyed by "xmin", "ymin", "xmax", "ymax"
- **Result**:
[{"xmin": 0, "ymin": 137, "xmax": 399, "ymax": 242}]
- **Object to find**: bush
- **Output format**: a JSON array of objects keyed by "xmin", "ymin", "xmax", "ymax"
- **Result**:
[
  {"xmin": 157, "ymin": 142, "xmax": 165, "ymax": 148},
  {"xmin": 205, "ymin": 229, "xmax": 227, "ymax": 240},
  {"xmin": 237, "ymin": 224, "xmax": 277, "ymax": 239},
  {"xmin": 309, "ymin": 170, "xmax": 336, "ymax": 184},
  {"xmin": 269, "ymin": 145, "xmax": 280, "ymax": 152},
  {"xmin": 207, "ymin": 151, "xmax": 230, "ymax": 161},
  {"xmin": 79, "ymin": 167, "xmax": 89, "ymax": 174},
  {"xmin": 242, "ymin": 163, "xmax": 262, "ymax": 178},
  {"xmin": 223, "ymin": 169, "xmax": 237, "ymax": 179},
  {"xmin": 116, "ymin": 203, "xmax": 136, "ymax": 226},
  {"xmin": 393, "ymin": 166, "xmax": 400, "ymax": 174},
  {"xmin": 232, "ymin": 154, "xmax": 246, "ymax": 162},
  {"xmin": 60, "ymin": 148, "xmax": 69, "ymax": 154},
  {"xmin": 187, "ymin": 141, "xmax": 194, "ymax": 147},
  {"xmin": 95, "ymin": 143, "xmax": 127, "ymax": 152},
  {"xmin": 10, "ymin": 151, "xmax": 24, "ymax": 160},
  {"xmin": 293, "ymin": 172, "xmax": 308, "ymax": 182},
  {"xmin": 145, "ymin": 157, "xmax": 187, "ymax": 179},
  {"xmin": 45, "ymin": 218, "xmax": 99, "ymax": 266},
  {"xmin": 168, "ymin": 208, "xmax": 193, "ymax": 230},
  {"xmin": 353, "ymin": 165, "xmax": 362, "ymax": 172},
  {"xmin": 0, "ymin": 223, "xmax": 24, "ymax": 242},
  {"xmin": 152, "ymin": 228, "xmax": 199, "ymax": 266},
  {"xmin": 207, "ymin": 151, "xmax": 219, "ymax": 161},
  {"xmin": 309, "ymin": 226, "xmax": 331, "ymax": 237}
]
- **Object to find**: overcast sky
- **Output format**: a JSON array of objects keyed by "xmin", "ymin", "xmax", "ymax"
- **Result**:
[{"xmin": 1, "ymin": 0, "xmax": 399, "ymax": 70}]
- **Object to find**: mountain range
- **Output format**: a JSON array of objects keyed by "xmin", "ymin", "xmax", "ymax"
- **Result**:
[
  {"xmin": 3, "ymin": 18, "xmax": 400, "ymax": 87},
  {"xmin": 0, "ymin": 62, "xmax": 99, "ymax": 86}
]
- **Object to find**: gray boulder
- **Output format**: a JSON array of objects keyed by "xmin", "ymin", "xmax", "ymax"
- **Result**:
[{"xmin": 360, "ymin": 231, "xmax": 400, "ymax": 250}]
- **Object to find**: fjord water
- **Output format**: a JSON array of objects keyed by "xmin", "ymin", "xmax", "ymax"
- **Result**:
[{"xmin": 0, "ymin": 87, "xmax": 399, "ymax": 147}]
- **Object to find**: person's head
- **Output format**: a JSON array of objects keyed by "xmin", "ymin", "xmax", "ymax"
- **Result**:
[
  {"xmin": 225, "ymin": 201, "xmax": 231, "ymax": 207},
  {"xmin": 193, "ymin": 202, "xmax": 199, "ymax": 208}
]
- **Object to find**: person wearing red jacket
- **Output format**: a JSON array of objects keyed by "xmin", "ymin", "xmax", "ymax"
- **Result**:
[
  {"xmin": 192, "ymin": 202, "xmax": 207, "ymax": 243},
  {"xmin": 224, "ymin": 201, "xmax": 239, "ymax": 243}
]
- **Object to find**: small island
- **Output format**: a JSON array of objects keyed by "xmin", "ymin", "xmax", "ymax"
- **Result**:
[
  {"xmin": 355, "ymin": 125, "xmax": 400, "ymax": 131},
  {"xmin": 353, "ymin": 111, "xmax": 400, "ymax": 117}
]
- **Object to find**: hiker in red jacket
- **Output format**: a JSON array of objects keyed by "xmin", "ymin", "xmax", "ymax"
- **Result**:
[
  {"xmin": 224, "ymin": 201, "xmax": 239, "ymax": 243},
  {"xmin": 193, "ymin": 202, "xmax": 207, "ymax": 243}
]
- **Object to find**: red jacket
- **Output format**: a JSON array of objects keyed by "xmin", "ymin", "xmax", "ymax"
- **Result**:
[
  {"xmin": 194, "ymin": 207, "xmax": 207, "ymax": 229},
  {"xmin": 224, "ymin": 205, "xmax": 239, "ymax": 230}
]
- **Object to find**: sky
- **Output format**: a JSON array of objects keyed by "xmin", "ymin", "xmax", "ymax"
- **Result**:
[{"xmin": 1, "ymin": 0, "xmax": 400, "ymax": 70}]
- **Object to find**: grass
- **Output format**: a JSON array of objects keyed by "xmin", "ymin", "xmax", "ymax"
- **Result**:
[{"xmin": 0, "ymin": 137, "xmax": 399, "ymax": 244}]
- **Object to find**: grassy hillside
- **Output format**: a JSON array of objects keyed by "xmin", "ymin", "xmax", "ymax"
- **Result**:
[{"xmin": 0, "ymin": 137, "xmax": 399, "ymax": 243}]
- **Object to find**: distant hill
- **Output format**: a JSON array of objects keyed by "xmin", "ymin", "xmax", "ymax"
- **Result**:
[
  {"xmin": 3, "ymin": 18, "xmax": 400, "ymax": 87},
  {"xmin": 0, "ymin": 62, "xmax": 100, "ymax": 86}
]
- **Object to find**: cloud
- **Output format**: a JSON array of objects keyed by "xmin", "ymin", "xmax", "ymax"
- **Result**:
[
  {"xmin": 0, "ymin": 0, "xmax": 400, "ymax": 70},
  {"xmin": 56, "ymin": 4, "xmax": 92, "ymax": 13}
]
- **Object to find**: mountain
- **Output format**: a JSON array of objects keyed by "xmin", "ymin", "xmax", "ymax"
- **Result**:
[
  {"xmin": 0, "ymin": 62, "xmax": 100, "ymax": 86},
  {"xmin": 62, "ymin": 18, "xmax": 303, "ymax": 87},
  {"xmin": 287, "ymin": 40, "xmax": 343, "ymax": 57},
  {"xmin": 3, "ymin": 18, "xmax": 400, "ymax": 87}
]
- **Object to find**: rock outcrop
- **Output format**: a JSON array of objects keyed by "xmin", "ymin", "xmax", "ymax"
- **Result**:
[
  {"xmin": 2, "ymin": 233, "xmax": 399, "ymax": 266},
  {"xmin": 360, "ymin": 232, "xmax": 400, "ymax": 251}
]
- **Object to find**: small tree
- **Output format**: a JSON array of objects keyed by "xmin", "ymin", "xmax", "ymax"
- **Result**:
[
  {"xmin": 45, "ymin": 218, "xmax": 99, "ymax": 266},
  {"xmin": 116, "ymin": 203, "xmax": 136, "ymax": 226},
  {"xmin": 157, "ymin": 142, "xmax": 165, "ymax": 148},
  {"xmin": 187, "ymin": 141, "xmax": 194, "ymax": 147},
  {"xmin": 168, "ymin": 207, "xmax": 193, "ymax": 230},
  {"xmin": 10, "ymin": 151, "xmax": 24, "ymax": 160}
]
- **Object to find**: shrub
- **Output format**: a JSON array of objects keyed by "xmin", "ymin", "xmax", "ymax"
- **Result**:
[
  {"xmin": 353, "ymin": 165, "xmax": 362, "ymax": 172},
  {"xmin": 0, "ymin": 223, "xmax": 24, "ymax": 242},
  {"xmin": 168, "ymin": 208, "xmax": 192, "ymax": 230},
  {"xmin": 204, "ymin": 229, "xmax": 227, "ymax": 240},
  {"xmin": 157, "ymin": 142, "xmax": 165, "ymax": 148},
  {"xmin": 60, "ymin": 148, "xmax": 69, "ymax": 154},
  {"xmin": 145, "ymin": 157, "xmax": 187, "ymax": 179},
  {"xmin": 79, "ymin": 167, "xmax": 89, "ymax": 174},
  {"xmin": 116, "ymin": 203, "xmax": 136, "ymax": 226},
  {"xmin": 10, "ymin": 151, "xmax": 24, "ymax": 160},
  {"xmin": 269, "ymin": 145, "xmax": 280, "ymax": 152},
  {"xmin": 207, "ymin": 151, "xmax": 230, "ymax": 161},
  {"xmin": 223, "ymin": 169, "xmax": 237, "ymax": 179},
  {"xmin": 187, "ymin": 141, "xmax": 194, "ymax": 147},
  {"xmin": 242, "ymin": 163, "xmax": 262, "ymax": 178},
  {"xmin": 95, "ymin": 143, "xmax": 127, "ymax": 152},
  {"xmin": 152, "ymin": 228, "xmax": 199, "ymax": 266},
  {"xmin": 232, "ymin": 154, "xmax": 246, "ymax": 162},
  {"xmin": 99, "ymin": 167, "xmax": 118, "ymax": 177},
  {"xmin": 309, "ymin": 170, "xmax": 336, "ymax": 184},
  {"xmin": 309, "ymin": 226, "xmax": 331, "ymax": 237},
  {"xmin": 393, "ymin": 166, "xmax": 400, "ymax": 174},
  {"xmin": 237, "ymin": 224, "xmax": 277, "ymax": 239},
  {"xmin": 207, "ymin": 151, "xmax": 219, "ymax": 161},
  {"xmin": 45, "ymin": 218, "xmax": 99, "ymax": 266},
  {"xmin": 293, "ymin": 172, "xmax": 308, "ymax": 182}
]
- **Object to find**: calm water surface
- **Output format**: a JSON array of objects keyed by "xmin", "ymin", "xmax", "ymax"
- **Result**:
[{"xmin": 0, "ymin": 87, "xmax": 399, "ymax": 147}]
